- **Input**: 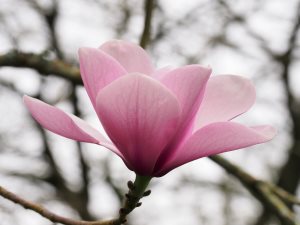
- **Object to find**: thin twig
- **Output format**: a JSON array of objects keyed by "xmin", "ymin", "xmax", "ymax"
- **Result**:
[
  {"xmin": 139, "ymin": 0, "xmax": 155, "ymax": 49},
  {"xmin": 70, "ymin": 87, "xmax": 95, "ymax": 219},
  {"xmin": 103, "ymin": 158, "xmax": 124, "ymax": 203},
  {"xmin": 0, "ymin": 175, "xmax": 151, "ymax": 225},
  {"xmin": 0, "ymin": 185, "xmax": 118, "ymax": 225}
]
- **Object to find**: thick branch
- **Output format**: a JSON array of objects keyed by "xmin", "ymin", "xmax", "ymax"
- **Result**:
[
  {"xmin": 0, "ymin": 51, "xmax": 81, "ymax": 84},
  {"xmin": 210, "ymin": 156, "xmax": 300, "ymax": 225},
  {"xmin": 275, "ymin": 0, "xmax": 300, "ymax": 196},
  {"xmin": 243, "ymin": 2, "xmax": 300, "ymax": 225}
]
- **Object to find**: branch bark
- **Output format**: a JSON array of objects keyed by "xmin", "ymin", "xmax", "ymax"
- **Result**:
[
  {"xmin": 139, "ymin": 0, "xmax": 155, "ymax": 49},
  {"xmin": 253, "ymin": 2, "xmax": 300, "ymax": 225},
  {"xmin": 0, "ymin": 175, "xmax": 151, "ymax": 225},
  {"xmin": 210, "ymin": 156, "xmax": 300, "ymax": 225},
  {"xmin": 0, "ymin": 51, "xmax": 81, "ymax": 84},
  {"xmin": 0, "ymin": 185, "xmax": 117, "ymax": 225}
]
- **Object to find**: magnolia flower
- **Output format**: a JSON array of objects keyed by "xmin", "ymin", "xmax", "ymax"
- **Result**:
[{"xmin": 24, "ymin": 40, "xmax": 276, "ymax": 177}]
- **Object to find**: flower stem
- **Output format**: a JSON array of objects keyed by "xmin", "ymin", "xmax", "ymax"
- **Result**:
[
  {"xmin": 117, "ymin": 174, "xmax": 152, "ymax": 224},
  {"xmin": 133, "ymin": 175, "xmax": 152, "ymax": 198}
]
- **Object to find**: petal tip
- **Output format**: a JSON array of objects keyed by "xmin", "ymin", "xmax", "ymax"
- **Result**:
[
  {"xmin": 99, "ymin": 40, "xmax": 154, "ymax": 74},
  {"xmin": 191, "ymin": 64, "xmax": 212, "ymax": 73},
  {"xmin": 23, "ymin": 94, "xmax": 29, "ymax": 102},
  {"xmin": 259, "ymin": 125, "xmax": 277, "ymax": 140},
  {"xmin": 78, "ymin": 47, "xmax": 93, "ymax": 57},
  {"xmin": 23, "ymin": 95, "xmax": 38, "ymax": 108},
  {"xmin": 23, "ymin": 95, "xmax": 30, "ymax": 107}
]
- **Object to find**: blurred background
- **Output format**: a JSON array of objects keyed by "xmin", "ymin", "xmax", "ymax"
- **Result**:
[{"xmin": 0, "ymin": 0, "xmax": 298, "ymax": 225}]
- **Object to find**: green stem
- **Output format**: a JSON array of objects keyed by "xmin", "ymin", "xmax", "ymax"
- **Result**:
[
  {"xmin": 133, "ymin": 175, "xmax": 152, "ymax": 198},
  {"xmin": 117, "ymin": 174, "xmax": 152, "ymax": 224}
]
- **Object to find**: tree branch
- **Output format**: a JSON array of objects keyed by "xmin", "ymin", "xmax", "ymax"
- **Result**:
[
  {"xmin": 275, "ymin": 0, "xmax": 300, "ymax": 198},
  {"xmin": 27, "ymin": 0, "xmax": 63, "ymax": 59},
  {"xmin": 0, "ymin": 51, "xmax": 81, "ymax": 84},
  {"xmin": 210, "ymin": 156, "xmax": 300, "ymax": 225},
  {"xmin": 139, "ymin": 0, "xmax": 155, "ymax": 49},
  {"xmin": 70, "ymin": 87, "xmax": 94, "ymax": 219},
  {"xmin": 252, "ymin": 2, "xmax": 300, "ymax": 225},
  {"xmin": 0, "ymin": 175, "xmax": 151, "ymax": 225},
  {"xmin": 0, "ymin": 185, "xmax": 117, "ymax": 225}
]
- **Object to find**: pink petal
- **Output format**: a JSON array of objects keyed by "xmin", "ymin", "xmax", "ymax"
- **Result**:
[
  {"xmin": 151, "ymin": 66, "xmax": 173, "ymax": 80},
  {"xmin": 156, "ymin": 65, "xmax": 211, "ymax": 163},
  {"xmin": 96, "ymin": 73, "xmax": 181, "ymax": 175},
  {"xmin": 100, "ymin": 40, "xmax": 154, "ymax": 74},
  {"xmin": 196, "ymin": 75, "xmax": 256, "ymax": 129},
  {"xmin": 155, "ymin": 122, "xmax": 276, "ymax": 176},
  {"xmin": 23, "ymin": 96, "xmax": 121, "ymax": 156},
  {"xmin": 161, "ymin": 65, "xmax": 211, "ymax": 129},
  {"xmin": 78, "ymin": 47, "xmax": 127, "ymax": 108}
]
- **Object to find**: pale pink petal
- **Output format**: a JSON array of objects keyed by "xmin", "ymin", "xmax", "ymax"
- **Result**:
[
  {"xmin": 161, "ymin": 65, "xmax": 211, "ymax": 128},
  {"xmin": 196, "ymin": 75, "xmax": 256, "ymax": 129},
  {"xmin": 151, "ymin": 66, "xmax": 173, "ymax": 80},
  {"xmin": 78, "ymin": 47, "xmax": 127, "ymax": 108},
  {"xmin": 96, "ymin": 73, "xmax": 181, "ymax": 175},
  {"xmin": 155, "ymin": 122, "xmax": 276, "ymax": 176},
  {"xmin": 24, "ymin": 96, "xmax": 121, "ymax": 156},
  {"xmin": 100, "ymin": 40, "xmax": 154, "ymax": 74},
  {"xmin": 157, "ymin": 65, "xmax": 211, "ymax": 158}
]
